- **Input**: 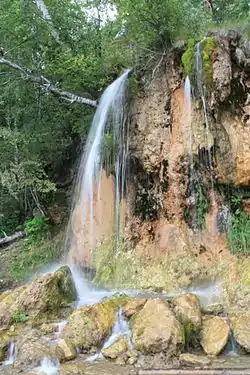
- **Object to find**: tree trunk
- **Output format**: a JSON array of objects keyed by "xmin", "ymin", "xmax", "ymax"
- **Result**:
[{"xmin": 0, "ymin": 231, "xmax": 25, "ymax": 247}]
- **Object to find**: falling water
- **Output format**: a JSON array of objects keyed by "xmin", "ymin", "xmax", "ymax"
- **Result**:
[
  {"xmin": 195, "ymin": 39, "xmax": 214, "ymax": 176},
  {"xmin": 34, "ymin": 357, "xmax": 59, "ymax": 375},
  {"xmin": 66, "ymin": 70, "xmax": 131, "ymax": 294},
  {"xmin": 4, "ymin": 339, "xmax": 15, "ymax": 365}
]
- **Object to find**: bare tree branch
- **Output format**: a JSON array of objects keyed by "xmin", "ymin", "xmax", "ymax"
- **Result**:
[
  {"xmin": 0, "ymin": 57, "xmax": 97, "ymax": 107},
  {"xmin": 33, "ymin": 0, "xmax": 61, "ymax": 44}
]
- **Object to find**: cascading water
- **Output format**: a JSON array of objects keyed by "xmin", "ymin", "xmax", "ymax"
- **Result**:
[
  {"xmin": 4, "ymin": 339, "xmax": 15, "ymax": 366},
  {"xmin": 65, "ymin": 69, "xmax": 131, "ymax": 298},
  {"xmin": 34, "ymin": 357, "xmax": 59, "ymax": 375}
]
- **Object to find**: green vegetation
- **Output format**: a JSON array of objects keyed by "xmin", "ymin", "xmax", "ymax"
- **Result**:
[
  {"xmin": 180, "ymin": 319, "xmax": 201, "ymax": 350},
  {"xmin": 182, "ymin": 38, "xmax": 196, "ymax": 77},
  {"xmin": 12, "ymin": 311, "xmax": 29, "ymax": 324},
  {"xmin": 228, "ymin": 209, "xmax": 250, "ymax": 255},
  {"xmin": 10, "ymin": 228, "xmax": 63, "ymax": 281},
  {"xmin": 201, "ymin": 37, "xmax": 217, "ymax": 86},
  {"xmin": 196, "ymin": 183, "xmax": 210, "ymax": 230}
]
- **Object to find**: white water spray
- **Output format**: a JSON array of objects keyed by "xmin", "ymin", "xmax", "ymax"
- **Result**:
[
  {"xmin": 34, "ymin": 357, "xmax": 59, "ymax": 375},
  {"xmin": 184, "ymin": 76, "xmax": 194, "ymax": 183},
  {"xmin": 4, "ymin": 339, "xmax": 15, "ymax": 366}
]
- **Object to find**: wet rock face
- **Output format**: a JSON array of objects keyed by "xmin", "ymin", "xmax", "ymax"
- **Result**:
[
  {"xmin": 131, "ymin": 298, "xmax": 183, "ymax": 355},
  {"xmin": 60, "ymin": 300, "xmax": 116, "ymax": 352},
  {"xmin": 201, "ymin": 316, "xmax": 230, "ymax": 355},
  {"xmin": 0, "ymin": 266, "xmax": 77, "ymax": 330},
  {"xmin": 123, "ymin": 298, "xmax": 147, "ymax": 319},
  {"xmin": 232, "ymin": 314, "xmax": 250, "ymax": 352}
]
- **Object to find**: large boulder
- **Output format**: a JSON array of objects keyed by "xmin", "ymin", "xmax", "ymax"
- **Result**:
[
  {"xmin": 131, "ymin": 298, "xmax": 183, "ymax": 355},
  {"xmin": 232, "ymin": 314, "xmax": 250, "ymax": 352},
  {"xmin": 14, "ymin": 328, "xmax": 62, "ymax": 368},
  {"xmin": 201, "ymin": 317, "xmax": 230, "ymax": 355},
  {"xmin": 60, "ymin": 300, "xmax": 116, "ymax": 352},
  {"xmin": 173, "ymin": 293, "xmax": 201, "ymax": 327},
  {"xmin": 0, "ymin": 266, "xmax": 77, "ymax": 329},
  {"xmin": 56, "ymin": 339, "xmax": 77, "ymax": 361}
]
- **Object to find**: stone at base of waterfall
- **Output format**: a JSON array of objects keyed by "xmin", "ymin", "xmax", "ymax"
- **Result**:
[
  {"xmin": 56, "ymin": 339, "xmax": 77, "ymax": 361},
  {"xmin": 179, "ymin": 353, "xmax": 211, "ymax": 367},
  {"xmin": 60, "ymin": 300, "xmax": 116, "ymax": 352},
  {"xmin": 101, "ymin": 337, "xmax": 137, "ymax": 365},
  {"xmin": 201, "ymin": 303, "xmax": 224, "ymax": 316},
  {"xmin": 173, "ymin": 293, "xmax": 201, "ymax": 327},
  {"xmin": 0, "ymin": 266, "xmax": 77, "ymax": 331},
  {"xmin": 131, "ymin": 298, "xmax": 183, "ymax": 355},
  {"xmin": 13, "ymin": 328, "xmax": 64, "ymax": 368},
  {"xmin": 123, "ymin": 299, "xmax": 147, "ymax": 319},
  {"xmin": 201, "ymin": 317, "xmax": 230, "ymax": 355},
  {"xmin": 232, "ymin": 314, "xmax": 250, "ymax": 352}
]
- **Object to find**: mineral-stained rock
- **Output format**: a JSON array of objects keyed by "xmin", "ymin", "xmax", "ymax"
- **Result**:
[
  {"xmin": 179, "ymin": 353, "xmax": 211, "ymax": 367},
  {"xmin": 131, "ymin": 298, "xmax": 183, "ymax": 355},
  {"xmin": 60, "ymin": 300, "xmax": 116, "ymax": 352},
  {"xmin": 173, "ymin": 293, "xmax": 201, "ymax": 327},
  {"xmin": 0, "ymin": 266, "xmax": 77, "ymax": 330},
  {"xmin": 56, "ymin": 339, "xmax": 77, "ymax": 361},
  {"xmin": 232, "ymin": 314, "xmax": 250, "ymax": 352},
  {"xmin": 123, "ymin": 299, "xmax": 147, "ymax": 318},
  {"xmin": 201, "ymin": 317, "xmax": 230, "ymax": 355}
]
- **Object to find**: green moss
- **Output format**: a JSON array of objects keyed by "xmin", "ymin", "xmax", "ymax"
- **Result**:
[
  {"xmin": 181, "ymin": 38, "xmax": 195, "ymax": 77},
  {"xmin": 201, "ymin": 37, "xmax": 216, "ymax": 87},
  {"xmin": 180, "ymin": 318, "xmax": 201, "ymax": 350},
  {"xmin": 227, "ymin": 209, "xmax": 250, "ymax": 255},
  {"xmin": 12, "ymin": 311, "xmax": 29, "ymax": 324},
  {"xmin": 196, "ymin": 183, "xmax": 209, "ymax": 230}
]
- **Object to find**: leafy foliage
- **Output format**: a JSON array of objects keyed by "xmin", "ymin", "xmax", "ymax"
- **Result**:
[
  {"xmin": 228, "ymin": 209, "xmax": 250, "ymax": 255},
  {"xmin": 12, "ymin": 311, "xmax": 29, "ymax": 324}
]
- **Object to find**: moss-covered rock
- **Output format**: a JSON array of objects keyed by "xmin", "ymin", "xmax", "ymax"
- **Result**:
[
  {"xmin": 131, "ymin": 298, "xmax": 183, "ymax": 355},
  {"xmin": 201, "ymin": 317, "xmax": 230, "ymax": 355},
  {"xmin": 60, "ymin": 300, "xmax": 117, "ymax": 352},
  {"xmin": 182, "ymin": 38, "xmax": 195, "ymax": 77},
  {"xmin": 201, "ymin": 36, "xmax": 216, "ymax": 86},
  {"xmin": 0, "ymin": 333, "xmax": 10, "ymax": 361},
  {"xmin": 0, "ymin": 266, "xmax": 76, "ymax": 329}
]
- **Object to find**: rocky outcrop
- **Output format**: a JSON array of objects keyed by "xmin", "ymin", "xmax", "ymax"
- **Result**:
[
  {"xmin": 232, "ymin": 314, "xmax": 250, "ymax": 352},
  {"xmin": 173, "ymin": 293, "xmax": 201, "ymax": 327},
  {"xmin": 201, "ymin": 317, "xmax": 230, "ymax": 355},
  {"xmin": 0, "ymin": 266, "xmax": 77, "ymax": 330},
  {"xmin": 60, "ymin": 300, "xmax": 116, "ymax": 352},
  {"xmin": 202, "ymin": 303, "xmax": 224, "ymax": 316},
  {"xmin": 131, "ymin": 298, "xmax": 183, "ymax": 355}
]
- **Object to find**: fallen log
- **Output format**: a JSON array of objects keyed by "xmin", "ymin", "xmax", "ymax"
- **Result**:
[
  {"xmin": 0, "ymin": 231, "xmax": 25, "ymax": 247},
  {"xmin": 139, "ymin": 370, "xmax": 250, "ymax": 375}
]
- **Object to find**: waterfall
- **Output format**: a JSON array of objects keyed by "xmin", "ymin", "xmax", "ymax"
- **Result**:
[
  {"xmin": 65, "ymin": 69, "xmax": 131, "ymax": 294},
  {"xmin": 34, "ymin": 357, "xmax": 59, "ymax": 375},
  {"xmin": 184, "ymin": 76, "xmax": 193, "ymax": 183},
  {"xmin": 4, "ymin": 339, "xmax": 15, "ymax": 366},
  {"xmin": 195, "ymin": 39, "xmax": 214, "ymax": 177}
]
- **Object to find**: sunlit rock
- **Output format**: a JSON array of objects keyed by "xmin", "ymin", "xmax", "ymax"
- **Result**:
[{"xmin": 201, "ymin": 316, "xmax": 230, "ymax": 355}]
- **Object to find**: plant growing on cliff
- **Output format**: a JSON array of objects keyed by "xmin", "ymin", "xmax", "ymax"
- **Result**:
[
  {"xmin": 196, "ymin": 183, "xmax": 209, "ymax": 230},
  {"xmin": 201, "ymin": 37, "xmax": 216, "ymax": 87},
  {"xmin": 181, "ymin": 38, "xmax": 196, "ymax": 77},
  {"xmin": 228, "ymin": 209, "xmax": 250, "ymax": 255}
]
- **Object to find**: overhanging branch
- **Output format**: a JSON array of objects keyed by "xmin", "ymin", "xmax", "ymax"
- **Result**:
[{"xmin": 0, "ymin": 57, "xmax": 97, "ymax": 107}]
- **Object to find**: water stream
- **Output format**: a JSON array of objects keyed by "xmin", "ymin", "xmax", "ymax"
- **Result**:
[
  {"xmin": 4, "ymin": 339, "xmax": 15, "ymax": 366},
  {"xmin": 34, "ymin": 357, "xmax": 59, "ymax": 375}
]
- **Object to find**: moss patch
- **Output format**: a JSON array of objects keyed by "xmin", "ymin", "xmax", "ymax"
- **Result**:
[
  {"xmin": 201, "ymin": 37, "xmax": 216, "ymax": 87},
  {"xmin": 182, "ymin": 38, "xmax": 195, "ymax": 77}
]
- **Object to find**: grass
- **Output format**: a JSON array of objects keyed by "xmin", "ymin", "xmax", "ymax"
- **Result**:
[
  {"xmin": 227, "ymin": 209, "xmax": 250, "ymax": 255},
  {"xmin": 10, "ymin": 229, "xmax": 64, "ymax": 281}
]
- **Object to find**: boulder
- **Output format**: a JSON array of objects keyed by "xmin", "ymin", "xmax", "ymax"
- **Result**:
[
  {"xmin": 232, "ymin": 314, "xmax": 250, "ymax": 352},
  {"xmin": 14, "ymin": 328, "xmax": 62, "ymax": 368},
  {"xmin": 201, "ymin": 317, "xmax": 230, "ymax": 355},
  {"xmin": 202, "ymin": 303, "xmax": 224, "ymax": 316},
  {"xmin": 131, "ymin": 298, "xmax": 183, "ymax": 355},
  {"xmin": 123, "ymin": 299, "xmax": 147, "ymax": 318},
  {"xmin": 0, "ymin": 266, "xmax": 77, "ymax": 330},
  {"xmin": 60, "ymin": 300, "xmax": 116, "ymax": 352},
  {"xmin": 173, "ymin": 293, "xmax": 201, "ymax": 327},
  {"xmin": 102, "ymin": 337, "xmax": 136, "ymax": 364},
  {"xmin": 56, "ymin": 339, "xmax": 77, "ymax": 361},
  {"xmin": 179, "ymin": 353, "xmax": 211, "ymax": 367}
]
